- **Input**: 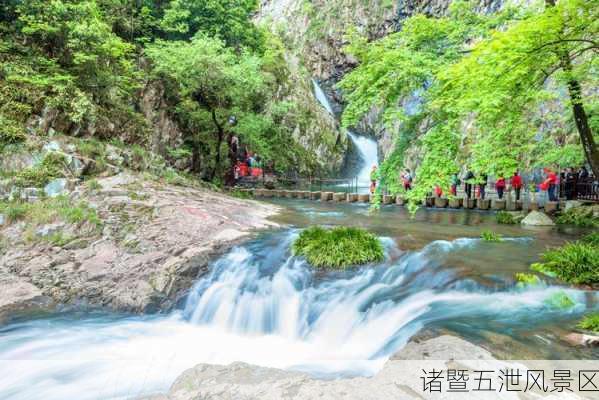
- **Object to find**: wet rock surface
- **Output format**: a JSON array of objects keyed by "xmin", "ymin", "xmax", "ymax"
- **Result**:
[{"xmin": 0, "ymin": 173, "xmax": 280, "ymax": 319}]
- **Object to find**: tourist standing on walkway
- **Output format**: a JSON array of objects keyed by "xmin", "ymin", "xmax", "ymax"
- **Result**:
[
  {"xmin": 511, "ymin": 171, "xmax": 523, "ymax": 201},
  {"xmin": 495, "ymin": 176, "xmax": 506, "ymax": 199},
  {"xmin": 450, "ymin": 174, "xmax": 459, "ymax": 196},
  {"xmin": 370, "ymin": 165, "xmax": 378, "ymax": 194},
  {"xmin": 463, "ymin": 170, "xmax": 474, "ymax": 199},
  {"xmin": 543, "ymin": 168, "xmax": 558, "ymax": 202},
  {"xmin": 479, "ymin": 174, "xmax": 488, "ymax": 200}
]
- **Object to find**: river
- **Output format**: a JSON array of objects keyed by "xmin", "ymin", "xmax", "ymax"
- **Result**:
[{"xmin": 0, "ymin": 199, "xmax": 597, "ymax": 400}]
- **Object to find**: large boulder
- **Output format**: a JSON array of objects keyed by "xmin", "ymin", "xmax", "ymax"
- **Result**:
[{"xmin": 521, "ymin": 210, "xmax": 555, "ymax": 226}]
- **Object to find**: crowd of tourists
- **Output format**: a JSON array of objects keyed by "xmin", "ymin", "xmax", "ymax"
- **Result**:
[
  {"xmin": 369, "ymin": 163, "xmax": 595, "ymax": 202},
  {"xmin": 231, "ymin": 136, "xmax": 265, "ymax": 181}
]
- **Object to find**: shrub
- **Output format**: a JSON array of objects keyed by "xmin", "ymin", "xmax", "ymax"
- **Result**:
[
  {"xmin": 577, "ymin": 313, "xmax": 599, "ymax": 333},
  {"xmin": 481, "ymin": 230, "xmax": 503, "ymax": 242},
  {"xmin": 0, "ymin": 115, "xmax": 26, "ymax": 150},
  {"xmin": 580, "ymin": 232, "xmax": 599, "ymax": 247},
  {"xmin": 533, "ymin": 242, "xmax": 598, "ymax": 285},
  {"xmin": 556, "ymin": 207, "xmax": 599, "ymax": 228},
  {"xmin": 293, "ymin": 226, "xmax": 384, "ymax": 269},
  {"xmin": 496, "ymin": 211, "xmax": 516, "ymax": 224},
  {"xmin": 229, "ymin": 189, "xmax": 252, "ymax": 199}
]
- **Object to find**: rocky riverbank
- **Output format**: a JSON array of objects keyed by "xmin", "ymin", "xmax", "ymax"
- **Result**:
[{"xmin": 0, "ymin": 172, "xmax": 280, "ymax": 323}]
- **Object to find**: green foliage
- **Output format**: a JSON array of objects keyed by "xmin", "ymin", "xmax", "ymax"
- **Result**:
[
  {"xmin": 496, "ymin": 211, "xmax": 516, "ymax": 225},
  {"xmin": 14, "ymin": 152, "xmax": 67, "ymax": 187},
  {"xmin": 581, "ymin": 232, "xmax": 599, "ymax": 247},
  {"xmin": 0, "ymin": 115, "xmax": 26, "ymax": 150},
  {"xmin": 544, "ymin": 291, "xmax": 576, "ymax": 309},
  {"xmin": 533, "ymin": 241, "xmax": 599, "ymax": 285},
  {"xmin": 229, "ymin": 189, "xmax": 252, "ymax": 199},
  {"xmin": 339, "ymin": 0, "xmax": 598, "ymax": 209},
  {"xmin": 577, "ymin": 313, "xmax": 599, "ymax": 333},
  {"xmin": 515, "ymin": 272, "xmax": 541, "ymax": 287},
  {"xmin": 481, "ymin": 230, "xmax": 503, "ymax": 242},
  {"xmin": 293, "ymin": 226, "xmax": 384, "ymax": 269},
  {"xmin": 556, "ymin": 207, "xmax": 599, "ymax": 228}
]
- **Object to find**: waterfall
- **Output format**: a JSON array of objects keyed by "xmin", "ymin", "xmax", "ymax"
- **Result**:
[
  {"xmin": 311, "ymin": 79, "xmax": 334, "ymax": 115},
  {"xmin": 311, "ymin": 79, "xmax": 379, "ymax": 191},
  {"xmin": 0, "ymin": 232, "xmax": 589, "ymax": 400},
  {"xmin": 347, "ymin": 131, "xmax": 379, "ymax": 190}
]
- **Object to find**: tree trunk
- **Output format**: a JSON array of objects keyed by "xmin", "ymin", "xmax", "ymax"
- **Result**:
[
  {"xmin": 210, "ymin": 109, "xmax": 225, "ymax": 181},
  {"xmin": 545, "ymin": 0, "xmax": 599, "ymax": 177}
]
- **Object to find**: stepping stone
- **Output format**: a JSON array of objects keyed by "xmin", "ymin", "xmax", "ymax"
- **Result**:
[
  {"xmin": 449, "ymin": 198, "xmax": 463, "ymax": 208},
  {"xmin": 492, "ymin": 199, "xmax": 506, "ymax": 210},
  {"xmin": 434, "ymin": 197, "xmax": 448, "ymax": 208}
]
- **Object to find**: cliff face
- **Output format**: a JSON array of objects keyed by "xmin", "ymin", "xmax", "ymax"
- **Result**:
[{"xmin": 258, "ymin": 0, "xmax": 503, "ymax": 170}]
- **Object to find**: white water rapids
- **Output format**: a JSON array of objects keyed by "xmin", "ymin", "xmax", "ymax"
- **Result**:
[{"xmin": 0, "ymin": 232, "xmax": 592, "ymax": 400}]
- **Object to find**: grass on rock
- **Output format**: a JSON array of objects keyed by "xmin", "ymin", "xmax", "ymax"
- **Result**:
[
  {"xmin": 496, "ymin": 211, "xmax": 516, "ymax": 224},
  {"xmin": 530, "ymin": 233, "xmax": 599, "ymax": 286},
  {"xmin": 293, "ymin": 226, "xmax": 384, "ymax": 269},
  {"xmin": 577, "ymin": 313, "xmax": 599, "ymax": 333},
  {"xmin": 481, "ymin": 230, "xmax": 503, "ymax": 242}
]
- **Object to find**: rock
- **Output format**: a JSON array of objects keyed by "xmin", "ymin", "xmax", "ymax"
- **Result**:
[
  {"xmin": 434, "ymin": 197, "xmax": 448, "ymax": 208},
  {"xmin": 140, "ymin": 336, "xmax": 501, "ymax": 400},
  {"xmin": 36, "ymin": 223, "xmax": 64, "ymax": 237},
  {"xmin": 563, "ymin": 332, "xmax": 599, "ymax": 347},
  {"xmin": 42, "ymin": 141, "xmax": 61, "ymax": 152},
  {"xmin": 20, "ymin": 187, "xmax": 39, "ymax": 201},
  {"xmin": 358, "ymin": 193, "xmax": 369, "ymax": 202},
  {"xmin": 491, "ymin": 199, "xmax": 505, "ymax": 210},
  {"xmin": 0, "ymin": 214, "xmax": 5, "ymax": 227},
  {"xmin": 565, "ymin": 200, "xmax": 583, "ymax": 212},
  {"xmin": 346, "ymin": 193, "xmax": 358, "ymax": 202},
  {"xmin": 544, "ymin": 201, "xmax": 559, "ymax": 213},
  {"xmin": 321, "ymin": 192, "xmax": 333, "ymax": 201},
  {"xmin": 521, "ymin": 210, "xmax": 555, "ymax": 226},
  {"xmin": 310, "ymin": 191, "xmax": 320, "ymax": 200},
  {"xmin": 44, "ymin": 178, "xmax": 69, "ymax": 197},
  {"xmin": 477, "ymin": 199, "xmax": 490, "ymax": 210},
  {"xmin": 383, "ymin": 194, "xmax": 395, "ymax": 204},
  {"xmin": 333, "ymin": 192, "xmax": 345, "ymax": 202},
  {"xmin": 0, "ymin": 274, "xmax": 52, "ymax": 324}
]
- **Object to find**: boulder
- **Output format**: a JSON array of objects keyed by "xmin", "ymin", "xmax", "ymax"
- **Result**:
[
  {"xmin": 448, "ymin": 198, "xmax": 462, "ymax": 208},
  {"xmin": 44, "ymin": 178, "xmax": 69, "ymax": 197},
  {"xmin": 333, "ymin": 192, "xmax": 345, "ymax": 202},
  {"xmin": 492, "ymin": 199, "xmax": 505, "ymax": 210},
  {"xmin": 564, "ymin": 200, "xmax": 583, "ymax": 212},
  {"xmin": 395, "ymin": 196, "xmax": 405, "ymax": 206},
  {"xmin": 310, "ymin": 191, "xmax": 321, "ymax": 200},
  {"xmin": 358, "ymin": 194, "xmax": 370, "ymax": 203},
  {"xmin": 346, "ymin": 193, "xmax": 358, "ymax": 202},
  {"xmin": 563, "ymin": 332, "xmax": 599, "ymax": 347},
  {"xmin": 477, "ymin": 199, "xmax": 490, "ymax": 210},
  {"xmin": 521, "ymin": 210, "xmax": 555, "ymax": 226},
  {"xmin": 383, "ymin": 195, "xmax": 395, "ymax": 205},
  {"xmin": 465, "ymin": 198, "xmax": 476, "ymax": 209},
  {"xmin": 434, "ymin": 197, "xmax": 448, "ymax": 208},
  {"xmin": 321, "ymin": 192, "xmax": 333, "ymax": 201}
]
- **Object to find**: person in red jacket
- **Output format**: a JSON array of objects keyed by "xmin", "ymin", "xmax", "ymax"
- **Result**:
[
  {"xmin": 543, "ymin": 168, "xmax": 558, "ymax": 202},
  {"xmin": 495, "ymin": 176, "xmax": 506, "ymax": 199},
  {"xmin": 511, "ymin": 171, "xmax": 523, "ymax": 201}
]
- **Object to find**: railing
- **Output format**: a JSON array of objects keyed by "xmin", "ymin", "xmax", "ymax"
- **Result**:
[{"xmin": 560, "ymin": 179, "xmax": 599, "ymax": 202}]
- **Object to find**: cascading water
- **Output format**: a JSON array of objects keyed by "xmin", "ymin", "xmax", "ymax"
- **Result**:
[
  {"xmin": 346, "ymin": 131, "xmax": 379, "ymax": 191},
  {"xmin": 311, "ymin": 79, "xmax": 379, "ymax": 192},
  {"xmin": 0, "ymin": 230, "xmax": 595, "ymax": 400}
]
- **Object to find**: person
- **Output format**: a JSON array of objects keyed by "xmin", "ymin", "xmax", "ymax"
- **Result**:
[
  {"xmin": 479, "ymin": 174, "xmax": 488, "ymax": 200},
  {"xmin": 370, "ymin": 165, "xmax": 378, "ymax": 194},
  {"xmin": 463, "ymin": 170, "xmax": 474, "ymax": 199},
  {"xmin": 450, "ymin": 173, "xmax": 460, "ymax": 196},
  {"xmin": 543, "ymin": 168, "xmax": 558, "ymax": 202},
  {"xmin": 495, "ymin": 175, "xmax": 506, "ymax": 199},
  {"xmin": 247, "ymin": 152, "xmax": 256, "ymax": 167},
  {"xmin": 564, "ymin": 167, "xmax": 577, "ymax": 200},
  {"xmin": 511, "ymin": 171, "xmax": 523, "ymax": 201},
  {"xmin": 402, "ymin": 169, "xmax": 413, "ymax": 191},
  {"xmin": 434, "ymin": 185, "xmax": 443, "ymax": 198},
  {"xmin": 579, "ymin": 166, "xmax": 589, "ymax": 180}
]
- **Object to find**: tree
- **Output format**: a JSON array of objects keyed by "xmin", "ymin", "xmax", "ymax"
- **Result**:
[
  {"xmin": 146, "ymin": 34, "xmax": 266, "ymax": 179},
  {"xmin": 160, "ymin": 0, "xmax": 263, "ymax": 50}
]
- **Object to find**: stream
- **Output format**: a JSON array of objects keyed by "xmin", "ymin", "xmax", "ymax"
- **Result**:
[{"xmin": 1, "ymin": 200, "xmax": 598, "ymax": 400}]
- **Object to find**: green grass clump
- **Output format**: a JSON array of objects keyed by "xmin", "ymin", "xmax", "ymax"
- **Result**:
[
  {"xmin": 580, "ymin": 232, "xmax": 599, "ymax": 247},
  {"xmin": 515, "ymin": 273, "xmax": 541, "ymax": 287},
  {"xmin": 556, "ymin": 207, "xmax": 599, "ymax": 228},
  {"xmin": 577, "ymin": 313, "xmax": 599, "ymax": 333},
  {"xmin": 481, "ymin": 230, "xmax": 503, "ymax": 242},
  {"xmin": 534, "ymin": 242, "xmax": 598, "ymax": 285},
  {"xmin": 293, "ymin": 226, "xmax": 384, "ymax": 269},
  {"xmin": 229, "ymin": 189, "xmax": 252, "ymax": 199},
  {"xmin": 496, "ymin": 211, "xmax": 516, "ymax": 224}
]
